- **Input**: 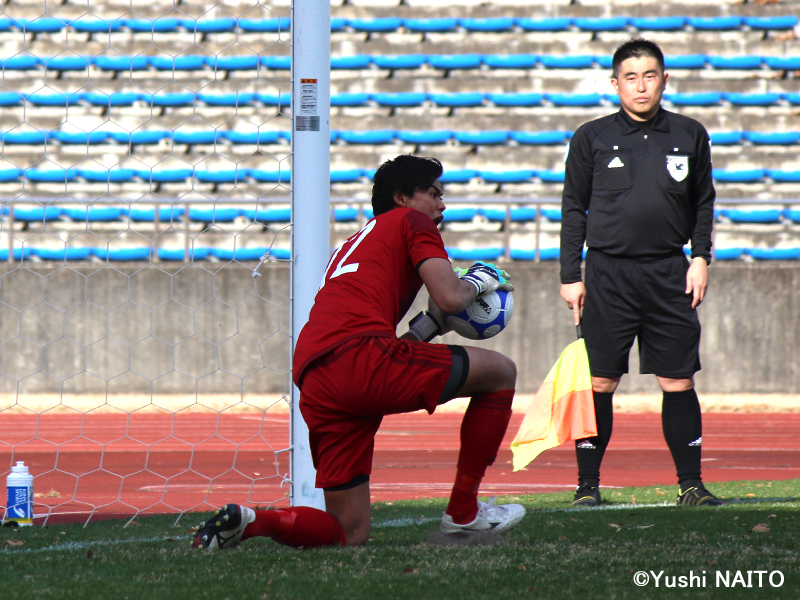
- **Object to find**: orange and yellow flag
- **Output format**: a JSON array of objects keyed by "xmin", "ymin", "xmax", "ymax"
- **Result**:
[{"xmin": 511, "ymin": 338, "xmax": 596, "ymax": 471}]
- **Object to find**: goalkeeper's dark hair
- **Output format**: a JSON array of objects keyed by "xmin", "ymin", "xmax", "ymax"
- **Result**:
[
  {"xmin": 612, "ymin": 38, "xmax": 664, "ymax": 79},
  {"xmin": 371, "ymin": 155, "xmax": 444, "ymax": 216}
]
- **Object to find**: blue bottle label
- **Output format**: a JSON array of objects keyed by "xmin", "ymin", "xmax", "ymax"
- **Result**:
[{"xmin": 6, "ymin": 486, "xmax": 33, "ymax": 522}]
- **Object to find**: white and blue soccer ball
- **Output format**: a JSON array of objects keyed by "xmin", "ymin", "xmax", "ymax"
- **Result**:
[{"xmin": 445, "ymin": 290, "xmax": 513, "ymax": 340}]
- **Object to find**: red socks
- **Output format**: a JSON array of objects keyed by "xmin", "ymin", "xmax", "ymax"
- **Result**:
[
  {"xmin": 242, "ymin": 507, "xmax": 346, "ymax": 548},
  {"xmin": 446, "ymin": 389, "xmax": 514, "ymax": 524}
]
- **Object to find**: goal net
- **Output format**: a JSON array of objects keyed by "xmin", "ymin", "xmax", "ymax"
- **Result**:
[{"xmin": 0, "ymin": 1, "xmax": 298, "ymax": 524}]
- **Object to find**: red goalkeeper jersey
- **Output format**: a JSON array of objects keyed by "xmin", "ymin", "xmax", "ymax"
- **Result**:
[{"xmin": 292, "ymin": 207, "xmax": 449, "ymax": 385}]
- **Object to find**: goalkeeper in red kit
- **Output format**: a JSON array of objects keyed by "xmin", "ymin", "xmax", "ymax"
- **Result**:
[{"xmin": 193, "ymin": 155, "xmax": 525, "ymax": 549}]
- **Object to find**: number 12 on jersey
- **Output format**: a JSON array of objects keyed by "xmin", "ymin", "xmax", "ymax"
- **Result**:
[{"xmin": 319, "ymin": 219, "xmax": 376, "ymax": 289}]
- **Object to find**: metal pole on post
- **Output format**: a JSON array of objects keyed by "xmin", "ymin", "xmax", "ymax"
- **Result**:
[{"xmin": 290, "ymin": 0, "xmax": 329, "ymax": 510}]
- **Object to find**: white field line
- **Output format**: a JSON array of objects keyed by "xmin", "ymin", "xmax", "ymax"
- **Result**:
[{"xmin": 1, "ymin": 535, "xmax": 176, "ymax": 555}]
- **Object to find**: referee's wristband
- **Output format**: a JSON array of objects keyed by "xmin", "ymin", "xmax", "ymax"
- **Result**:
[{"xmin": 407, "ymin": 311, "xmax": 442, "ymax": 343}]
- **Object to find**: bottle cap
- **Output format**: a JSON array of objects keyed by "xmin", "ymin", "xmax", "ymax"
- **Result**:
[{"xmin": 11, "ymin": 461, "xmax": 29, "ymax": 474}]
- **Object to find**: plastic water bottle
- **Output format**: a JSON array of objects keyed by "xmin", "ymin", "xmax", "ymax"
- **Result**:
[{"xmin": 5, "ymin": 462, "xmax": 34, "ymax": 526}]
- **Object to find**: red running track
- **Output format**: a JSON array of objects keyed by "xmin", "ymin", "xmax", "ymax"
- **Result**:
[{"xmin": 2, "ymin": 412, "xmax": 799, "ymax": 523}]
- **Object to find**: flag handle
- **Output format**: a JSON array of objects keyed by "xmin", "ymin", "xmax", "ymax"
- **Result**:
[{"xmin": 576, "ymin": 320, "xmax": 583, "ymax": 340}]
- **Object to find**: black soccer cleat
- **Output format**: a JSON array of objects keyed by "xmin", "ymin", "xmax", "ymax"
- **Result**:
[
  {"xmin": 572, "ymin": 484, "xmax": 601, "ymax": 507},
  {"xmin": 191, "ymin": 504, "xmax": 255, "ymax": 550},
  {"xmin": 676, "ymin": 484, "xmax": 724, "ymax": 506}
]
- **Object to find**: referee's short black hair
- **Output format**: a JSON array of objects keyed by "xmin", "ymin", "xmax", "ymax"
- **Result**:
[
  {"xmin": 371, "ymin": 155, "xmax": 443, "ymax": 216},
  {"xmin": 612, "ymin": 38, "xmax": 665, "ymax": 79}
]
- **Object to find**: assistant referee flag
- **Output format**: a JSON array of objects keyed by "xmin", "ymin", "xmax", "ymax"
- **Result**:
[{"xmin": 511, "ymin": 336, "xmax": 596, "ymax": 471}]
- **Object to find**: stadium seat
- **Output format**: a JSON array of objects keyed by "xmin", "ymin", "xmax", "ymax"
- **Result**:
[
  {"xmin": 330, "ymin": 169, "xmax": 364, "ymax": 183},
  {"xmin": 331, "ymin": 93, "xmax": 371, "ymax": 107},
  {"xmin": 82, "ymin": 92, "xmax": 140, "ymax": 106},
  {"xmin": 712, "ymin": 169, "xmax": 765, "ymax": 183},
  {"xmin": 630, "ymin": 17, "xmax": 686, "ymax": 31},
  {"xmin": 348, "ymin": 18, "xmax": 402, "ymax": 33},
  {"xmin": 124, "ymin": 19, "xmax": 180, "ymax": 33},
  {"xmin": 454, "ymin": 131, "xmax": 509, "ymax": 146},
  {"xmin": 707, "ymin": 56, "xmax": 762, "ymax": 70},
  {"xmin": 743, "ymin": 131, "xmax": 800, "ymax": 145},
  {"xmin": 93, "ymin": 56, "xmax": 149, "ymax": 71},
  {"xmin": 128, "ymin": 207, "xmax": 185, "ymax": 222},
  {"xmin": 267, "ymin": 247, "xmax": 290, "ymax": 260},
  {"xmin": 27, "ymin": 93, "xmax": 82, "ymax": 107},
  {"xmin": 594, "ymin": 55, "xmax": 613, "ymax": 69},
  {"xmin": 63, "ymin": 207, "xmax": 123, "ymax": 222},
  {"xmin": 260, "ymin": 56, "xmax": 291, "ymax": 70},
  {"xmin": 482, "ymin": 55, "xmax": 538, "ymax": 70},
  {"xmin": 371, "ymin": 92, "xmax": 427, "ymax": 108},
  {"xmin": 439, "ymin": 170, "xmax": 476, "ymax": 184},
  {"xmin": 573, "ymin": 18, "xmax": 629, "ymax": 32},
  {"xmin": 537, "ymin": 170, "xmax": 566, "ymax": 183},
  {"xmin": 194, "ymin": 169, "xmax": 249, "ymax": 184},
  {"xmin": 724, "ymin": 93, "xmax": 781, "ymax": 107},
  {"xmin": 541, "ymin": 208, "xmax": 562, "ymax": 222},
  {"xmin": 13, "ymin": 207, "xmax": 62, "ymax": 222},
  {"xmin": 371, "ymin": 55, "xmax": 427, "ymax": 70},
  {"xmin": 25, "ymin": 168, "xmax": 78, "ymax": 183},
  {"xmin": 142, "ymin": 93, "xmax": 195, "ymax": 107},
  {"xmin": 429, "ymin": 92, "xmax": 485, "ymax": 108},
  {"xmin": 2, "ymin": 131, "xmax": 49, "ymax": 144},
  {"xmin": 447, "ymin": 247, "xmax": 504, "ymax": 261},
  {"xmin": 212, "ymin": 247, "xmax": 270, "ymax": 261},
  {"xmin": 93, "ymin": 247, "xmax": 152, "ymax": 261},
  {"xmin": 709, "ymin": 131, "xmax": 742, "ymax": 145},
  {"xmin": 768, "ymin": 170, "xmax": 800, "ymax": 183},
  {"xmin": 207, "ymin": 56, "xmax": 259, "ymax": 71},
  {"xmin": 427, "ymin": 54, "xmax": 482, "ymax": 71},
  {"xmin": 0, "ymin": 19, "xmax": 10, "ymax": 32},
  {"xmin": 19, "ymin": 18, "xmax": 68, "ymax": 33},
  {"xmin": 338, "ymin": 130, "xmax": 396, "ymax": 144},
  {"xmin": 172, "ymin": 130, "xmax": 223, "ymax": 145},
  {"xmin": 222, "ymin": 130, "xmax": 282, "ymax": 144},
  {"xmin": 403, "ymin": 18, "xmax": 458, "ymax": 33},
  {"xmin": 52, "ymin": 131, "xmax": 109, "ymax": 144},
  {"xmin": 242, "ymin": 208, "xmax": 291, "ymax": 223},
  {"xmin": 783, "ymin": 209, "xmax": 800, "ymax": 223},
  {"xmin": 331, "ymin": 55, "xmax": 371, "ymax": 70},
  {"xmin": 334, "ymin": 207, "xmax": 359, "ymax": 222},
  {"xmin": 515, "ymin": 18, "xmax": 571, "ymax": 32},
  {"xmin": 0, "ymin": 92, "xmax": 24, "ymax": 106},
  {"xmin": 722, "ymin": 209, "xmax": 782, "ymax": 224},
  {"xmin": 188, "ymin": 208, "xmax": 241, "ymax": 223},
  {"xmin": 744, "ymin": 16, "xmax": 798, "ymax": 30},
  {"xmin": 478, "ymin": 170, "xmax": 534, "ymax": 184},
  {"xmin": 713, "ymin": 248, "xmax": 744, "ymax": 261},
  {"xmin": 197, "ymin": 93, "xmax": 256, "ymax": 107},
  {"xmin": 257, "ymin": 93, "xmax": 291, "ymax": 107},
  {"xmin": 546, "ymin": 93, "xmax": 602, "ymax": 107},
  {"xmin": 509, "ymin": 248, "xmax": 560, "ymax": 261},
  {"xmin": 32, "ymin": 247, "xmax": 93, "ymax": 261},
  {"xmin": 745, "ymin": 247, "xmax": 800, "ymax": 260},
  {"xmin": 510, "ymin": 131, "xmax": 567, "ymax": 145},
  {"xmin": 0, "ymin": 248, "xmax": 32, "ymax": 261},
  {"xmin": 110, "ymin": 131, "xmax": 168, "ymax": 145},
  {"xmin": 363, "ymin": 208, "xmax": 374, "ymax": 220},
  {"xmin": 487, "ymin": 93, "xmax": 543, "ymax": 107},
  {"xmin": 44, "ymin": 56, "xmax": 91, "ymax": 71},
  {"xmin": 156, "ymin": 247, "xmax": 211, "ymax": 261},
  {"xmin": 784, "ymin": 94, "xmax": 800, "ymax": 106},
  {"xmin": 765, "ymin": 57, "xmax": 800, "ymax": 71},
  {"xmin": 480, "ymin": 207, "xmax": 537, "ymax": 222},
  {"xmin": 239, "ymin": 18, "xmax": 290, "ymax": 33},
  {"xmin": 330, "ymin": 19, "xmax": 347, "ymax": 32},
  {"xmin": 250, "ymin": 169, "xmax": 290, "ymax": 183},
  {"xmin": 0, "ymin": 168, "xmax": 22, "ymax": 182},
  {"xmin": 182, "ymin": 18, "xmax": 237, "ymax": 33},
  {"xmin": 139, "ymin": 169, "xmax": 193, "ymax": 183},
  {"xmin": 396, "ymin": 130, "xmax": 452, "ymax": 145},
  {"xmin": 70, "ymin": 18, "xmax": 124, "ymax": 33},
  {"xmin": 0, "ymin": 56, "xmax": 40, "ymax": 70},
  {"xmin": 149, "ymin": 55, "xmax": 207, "ymax": 71},
  {"xmin": 442, "ymin": 208, "xmax": 477, "ymax": 222},
  {"xmin": 666, "ymin": 92, "xmax": 722, "ymax": 107},
  {"xmin": 539, "ymin": 55, "xmax": 594, "ymax": 69},
  {"xmin": 664, "ymin": 55, "xmax": 707, "ymax": 69},
  {"xmin": 78, "ymin": 169, "xmax": 136, "ymax": 183},
  {"xmin": 458, "ymin": 18, "xmax": 514, "ymax": 33},
  {"xmin": 687, "ymin": 17, "xmax": 742, "ymax": 30}
]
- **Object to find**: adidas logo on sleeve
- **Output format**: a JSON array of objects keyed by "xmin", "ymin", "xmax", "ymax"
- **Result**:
[{"xmin": 607, "ymin": 157, "xmax": 624, "ymax": 168}]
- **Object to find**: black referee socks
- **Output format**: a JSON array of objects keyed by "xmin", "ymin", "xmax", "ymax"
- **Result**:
[
  {"xmin": 575, "ymin": 391, "xmax": 614, "ymax": 487},
  {"xmin": 661, "ymin": 389, "xmax": 703, "ymax": 486}
]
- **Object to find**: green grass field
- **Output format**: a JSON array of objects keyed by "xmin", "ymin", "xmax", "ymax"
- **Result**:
[{"xmin": 3, "ymin": 479, "xmax": 799, "ymax": 600}]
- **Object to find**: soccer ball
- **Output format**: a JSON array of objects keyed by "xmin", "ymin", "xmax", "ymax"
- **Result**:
[{"xmin": 445, "ymin": 290, "xmax": 513, "ymax": 340}]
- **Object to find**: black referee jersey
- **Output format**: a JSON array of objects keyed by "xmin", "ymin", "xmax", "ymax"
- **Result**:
[{"xmin": 560, "ymin": 107, "xmax": 716, "ymax": 284}]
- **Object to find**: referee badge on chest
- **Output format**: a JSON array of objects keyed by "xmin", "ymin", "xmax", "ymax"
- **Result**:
[{"xmin": 666, "ymin": 155, "xmax": 689, "ymax": 182}]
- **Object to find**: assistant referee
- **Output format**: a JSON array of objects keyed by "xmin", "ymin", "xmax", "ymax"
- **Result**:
[{"xmin": 559, "ymin": 39, "xmax": 722, "ymax": 507}]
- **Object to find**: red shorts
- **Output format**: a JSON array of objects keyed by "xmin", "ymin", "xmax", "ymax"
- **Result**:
[{"xmin": 299, "ymin": 336, "xmax": 455, "ymax": 489}]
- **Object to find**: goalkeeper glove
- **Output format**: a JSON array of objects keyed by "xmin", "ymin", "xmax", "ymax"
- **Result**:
[
  {"xmin": 407, "ymin": 299, "xmax": 451, "ymax": 343},
  {"xmin": 457, "ymin": 261, "xmax": 514, "ymax": 297}
]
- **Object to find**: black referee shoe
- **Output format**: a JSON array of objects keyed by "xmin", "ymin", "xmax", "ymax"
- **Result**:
[
  {"xmin": 572, "ymin": 484, "xmax": 601, "ymax": 507},
  {"xmin": 676, "ymin": 484, "xmax": 724, "ymax": 506}
]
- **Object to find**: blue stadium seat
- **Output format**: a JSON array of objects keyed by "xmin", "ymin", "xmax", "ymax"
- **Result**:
[
  {"xmin": 21, "ymin": 18, "xmax": 68, "ymax": 33},
  {"xmin": 546, "ymin": 93, "xmax": 602, "ymax": 107},
  {"xmin": 439, "ymin": 170, "xmax": 476, "ymax": 184},
  {"xmin": 334, "ymin": 207, "xmax": 359, "ymax": 222},
  {"xmin": 78, "ymin": 169, "xmax": 136, "ymax": 183},
  {"xmin": 453, "ymin": 131, "xmax": 509, "ymax": 145},
  {"xmin": 52, "ymin": 131, "xmax": 109, "ymax": 144},
  {"xmin": 664, "ymin": 55, "xmax": 707, "ymax": 69},
  {"xmin": 269, "ymin": 248, "xmax": 291, "ymax": 260},
  {"xmin": 479, "ymin": 207, "xmax": 537, "ymax": 222},
  {"xmin": 515, "ymin": 18, "xmax": 571, "ymax": 32},
  {"xmin": 687, "ymin": 17, "xmax": 742, "ymax": 30},
  {"xmin": 124, "ymin": 19, "xmax": 180, "ymax": 33},
  {"xmin": 363, "ymin": 208, "xmax": 374, "ymax": 220},
  {"xmin": 171, "ymin": 130, "xmax": 223, "ymax": 145},
  {"xmin": 713, "ymin": 248, "xmax": 744, "ymax": 261},
  {"xmin": 447, "ymin": 247, "xmax": 504, "ymax": 261},
  {"xmin": 13, "ymin": 207, "xmax": 62, "ymax": 222},
  {"xmin": 482, "ymin": 55, "xmax": 538, "ymax": 69},
  {"xmin": 402, "ymin": 18, "xmax": 458, "ymax": 33},
  {"xmin": 510, "ymin": 130, "xmax": 567, "ymax": 145},
  {"xmin": 712, "ymin": 169, "xmax": 765, "ymax": 183},
  {"xmin": 573, "ymin": 18, "xmax": 629, "ymax": 32},
  {"xmin": 539, "ymin": 55, "xmax": 594, "ymax": 69},
  {"xmin": 768, "ymin": 170, "xmax": 800, "ymax": 182},
  {"xmin": 250, "ymin": 169, "xmax": 290, "ymax": 183},
  {"xmin": 139, "ymin": 169, "xmax": 193, "ymax": 183},
  {"xmin": 128, "ymin": 207, "xmax": 185, "ymax": 222},
  {"xmin": 631, "ymin": 17, "xmax": 686, "ymax": 31},
  {"xmin": 0, "ymin": 92, "xmax": 24, "ymax": 106},
  {"xmin": 666, "ymin": 92, "xmax": 722, "ymax": 106},
  {"xmin": 743, "ymin": 131, "xmax": 800, "ymax": 145},
  {"xmin": 33, "ymin": 247, "xmax": 92, "ymax": 261},
  {"xmin": 0, "ymin": 56, "xmax": 40, "ymax": 70},
  {"xmin": 708, "ymin": 56, "xmax": 762, "ymax": 70},
  {"xmin": 765, "ymin": 57, "xmax": 800, "ymax": 70},
  {"xmin": 194, "ymin": 170, "xmax": 249, "ymax": 184},
  {"xmin": 0, "ymin": 248, "xmax": 32, "ymax": 261},
  {"xmin": 142, "ymin": 93, "xmax": 195, "ymax": 107},
  {"xmin": 212, "ymin": 247, "xmax": 269, "ymax": 261},
  {"xmin": 594, "ymin": 55, "xmax": 613, "ymax": 69},
  {"xmin": 93, "ymin": 56, "xmax": 149, "ymax": 71},
  {"xmin": 242, "ymin": 208, "xmax": 291, "ymax": 223},
  {"xmin": 478, "ymin": 170, "xmax": 534, "ymax": 184},
  {"xmin": 458, "ymin": 18, "xmax": 514, "ymax": 32},
  {"xmin": 150, "ymin": 56, "xmax": 206, "ymax": 71},
  {"xmin": 70, "ymin": 18, "xmax": 124, "ymax": 33},
  {"xmin": 427, "ymin": 54, "xmax": 482, "ymax": 71},
  {"xmin": 371, "ymin": 55, "xmax": 427, "ymax": 70},
  {"xmin": 784, "ymin": 94, "xmax": 800, "ymax": 106},
  {"xmin": 396, "ymin": 130, "xmax": 452, "ymax": 145},
  {"xmin": 330, "ymin": 19, "xmax": 346, "ymax": 32},
  {"xmin": 207, "ymin": 56, "xmax": 260, "ymax": 71},
  {"xmin": 510, "ymin": 248, "xmax": 560, "ymax": 261},
  {"xmin": 338, "ymin": 130, "xmax": 396, "ymax": 144},
  {"xmin": 260, "ymin": 56, "xmax": 291, "ymax": 70},
  {"xmin": 709, "ymin": 131, "xmax": 742, "ymax": 145},
  {"xmin": 331, "ymin": 93, "xmax": 371, "ymax": 107},
  {"xmin": 239, "ymin": 18, "xmax": 290, "ymax": 33},
  {"xmin": 371, "ymin": 92, "xmax": 427, "ymax": 108},
  {"xmin": 331, "ymin": 55, "xmax": 371, "ymax": 70},
  {"xmin": 429, "ymin": 92, "xmax": 484, "ymax": 108},
  {"xmin": 2, "ymin": 131, "xmax": 49, "ymax": 144},
  {"xmin": 44, "ymin": 56, "xmax": 91, "ymax": 71},
  {"xmin": 745, "ymin": 247, "xmax": 800, "ymax": 260},
  {"xmin": 0, "ymin": 19, "xmax": 10, "ymax": 32},
  {"xmin": 0, "ymin": 168, "xmax": 22, "ymax": 182},
  {"xmin": 744, "ymin": 16, "xmax": 798, "ymax": 30},
  {"xmin": 25, "ymin": 168, "xmax": 78, "ymax": 183},
  {"xmin": 93, "ymin": 247, "xmax": 152, "ymax": 261},
  {"xmin": 541, "ymin": 208, "xmax": 562, "ymax": 222},
  {"xmin": 26, "ymin": 92, "xmax": 82, "ymax": 106},
  {"xmin": 157, "ymin": 247, "xmax": 211, "ymax": 261},
  {"xmin": 537, "ymin": 170, "xmax": 566, "ymax": 183},
  {"xmin": 256, "ymin": 93, "xmax": 291, "ymax": 107},
  {"xmin": 82, "ymin": 92, "xmax": 140, "ymax": 106},
  {"xmin": 222, "ymin": 130, "xmax": 282, "ymax": 144},
  {"xmin": 487, "ymin": 93, "xmax": 543, "ymax": 107},
  {"xmin": 188, "ymin": 208, "xmax": 241, "ymax": 223},
  {"xmin": 63, "ymin": 207, "xmax": 124, "ymax": 222},
  {"xmin": 330, "ymin": 169, "xmax": 364, "ymax": 183},
  {"xmin": 722, "ymin": 209, "xmax": 782, "ymax": 224},
  {"xmin": 783, "ymin": 209, "xmax": 800, "ymax": 223},
  {"xmin": 181, "ymin": 19, "xmax": 237, "ymax": 33},
  {"xmin": 109, "ymin": 131, "xmax": 168, "ymax": 145},
  {"xmin": 442, "ymin": 208, "xmax": 477, "ymax": 222},
  {"xmin": 348, "ymin": 18, "xmax": 402, "ymax": 33},
  {"xmin": 724, "ymin": 93, "xmax": 781, "ymax": 106},
  {"xmin": 197, "ymin": 92, "xmax": 256, "ymax": 107}
]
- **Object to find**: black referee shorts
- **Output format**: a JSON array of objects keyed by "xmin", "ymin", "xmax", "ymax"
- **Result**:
[{"xmin": 582, "ymin": 250, "xmax": 701, "ymax": 379}]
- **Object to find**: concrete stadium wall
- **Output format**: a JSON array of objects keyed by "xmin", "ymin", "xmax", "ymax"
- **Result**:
[{"xmin": 0, "ymin": 262, "xmax": 797, "ymax": 395}]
